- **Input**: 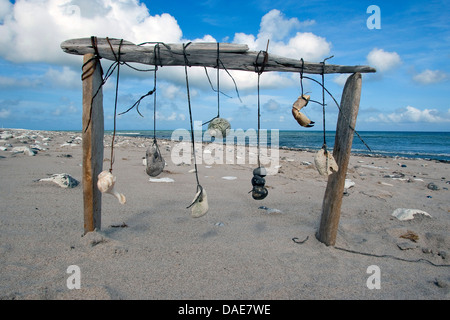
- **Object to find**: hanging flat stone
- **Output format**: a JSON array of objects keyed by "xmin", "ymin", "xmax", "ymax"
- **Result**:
[
  {"xmin": 189, "ymin": 187, "xmax": 209, "ymax": 218},
  {"xmin": 292, "ymin": 94, "xmax": 314, "ymax": 128},
  {"xmin": 146, "ymin": 143, "xmax": 165, "ymax": 177},
  {"xmin": 207, "ymin": 117, "xmax": 231, "ymax": 138},
  {"xmin": 314, "ymin": 146, "xmax": 339, "ymax": 176}
]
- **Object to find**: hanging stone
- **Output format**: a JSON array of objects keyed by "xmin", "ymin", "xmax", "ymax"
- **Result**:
[
  {"xmin": 314, "ymin": 146, "xmax": 339, "ymax": 176},
  {"xmin": 189, "ymin": 187, "xmax": 209, "ymax": 218},
  {"xmin": 251, "ymin": 167, "xmax": 268, "ymax": 200},
  {"xmin": 145, "ymin": 143, "xmax": 165, "ymax": 177},
  {"xmin": 207, "ymin": 117, "xmax": 231, "ymax": 138}
]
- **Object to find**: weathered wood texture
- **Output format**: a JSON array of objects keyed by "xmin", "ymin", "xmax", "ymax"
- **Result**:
[
  {"xmin": 317, "ymin": 72, "xmax": 362, "ymax": 246},
  {"xmin": 61, "ymin": 37, "xmax": 376, "ymax": 74},
  {"xmin": 82, "ymin": 53, "xmax": 104, "ymax": 234}
]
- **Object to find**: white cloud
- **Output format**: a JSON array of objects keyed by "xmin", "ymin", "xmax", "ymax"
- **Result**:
[
  {"xmin": 413, "ymin": 69, "xmax": 447, "ymax": 84},
  {"xmin": 44, "ymin": 66, "xmax": 80, "ymax": 89},
  {"xmin": 263, "ymin": 99, "xmax": 280, "ymax": 112},
  {"xmin": 0, "ymin": 108, "xmax": 11, "ymax": 119},
  {"xmin": 367, "ymin": 48, "xmax": 401, "ymax": 73},
  {"xmin": 333, "ymin": 74, "xmax": 350, "ymax": 86},
  {"xmin": 369, "ymin": 106, "xmax": 450, "ymax": 124},
  {"xmin": 0, "ymin": 0, "xmax": 183, "ymax": 64},
  {"xmin": 0, "ymin": 0, "xmax": 12, "ymax": 22},
  {"xmin": 258, "ymin": 9, "xmax": 301, "ymax": 42},
  {"xmin": 232, "ymin": 9, "xmax": 331, "ymax": 62}
]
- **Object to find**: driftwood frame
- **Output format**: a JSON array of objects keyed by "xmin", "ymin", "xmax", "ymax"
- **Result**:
[{"xmin": 61, "ymin": 37, "xmax": 374, "ymax": 246}]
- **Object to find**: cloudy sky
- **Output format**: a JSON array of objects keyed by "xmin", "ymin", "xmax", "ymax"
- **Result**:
[{"xmin": 0, "ymin": 0, "xmax": 449, "ymax": 131}]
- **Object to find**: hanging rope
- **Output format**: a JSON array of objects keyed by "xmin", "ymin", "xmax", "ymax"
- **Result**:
[
  {"xmin": 107, "ymin": 37, "xmax": 124, "ymax": 173},
  {"xmin": 182, "ymin": 42, "xmax": 204, "ymax": 207},
  {"xmin": 297, "ymin": 60, "xmax": 372, "ymax": 152},
  {"xmin": 254, "ymin": 41, "xmax": 269, "ymax": 168},
  {"xmin": 202, "ymin": 42, "xmax": 243, "ymax": 126}
]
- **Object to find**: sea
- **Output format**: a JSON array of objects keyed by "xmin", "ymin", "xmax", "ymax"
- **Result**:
[{"xmin": 109, "ymin": 130, "xmax": 450, "ymax": 162}]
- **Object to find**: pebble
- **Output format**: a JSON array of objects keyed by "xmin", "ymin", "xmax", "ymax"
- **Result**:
[
  {"xmin": 397, "ymin": 242, "xmax": 417, "ymax": 250},
  {"xmin": 427, "ymin": 182, "xmax": 439, "ymax": 191}
]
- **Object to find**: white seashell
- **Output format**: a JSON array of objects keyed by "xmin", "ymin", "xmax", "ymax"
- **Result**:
[
  {"xmin": 314, "ymin": 147, "xmax": 338, "ymax": 176},
  {"xmin": 12, "ymin": 146, "xmax": 36, "ymax": 156},
  {"xmin": 344, "ymin": 179, "xmax": 355, "ymax": 189},
  {"xmin": 189, "ymin": 187, "xmax": 208, "ymax": 218},
  {"xmin": 39, "ymin": 173, "xmax": 79, "ymax": 188},
  {"xmin": 392, "ymin": 208, "xmax": 431, "ymax": 221},
  {"xmin": 97, "ymin": 170, "xmax": 126, "ymax": 204},
  {"xmin": 149, "ymin": 177, "xmax": 174, "ymax": 183}
]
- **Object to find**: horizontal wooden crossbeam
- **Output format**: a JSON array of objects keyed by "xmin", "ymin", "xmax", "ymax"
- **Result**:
[{"xmin": 61, "ymin": 37, "xmax": 376, "ymax": 74}]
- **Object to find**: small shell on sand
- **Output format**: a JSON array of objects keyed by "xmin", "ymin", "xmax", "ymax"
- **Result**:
[
  {"xmin": 149, "ymin": 177, "xmax": 174, "ymax": 183},
  {"xmin": 39, "ymin": 173, "xmax": 79, "ymax": 188},
  {"xmin": 392, "ymin": 208, "xmax": 431, "ymax": 221},
  {"xmin": 12, "ymin": 146, "xmax": 36, "ymax": 156}
]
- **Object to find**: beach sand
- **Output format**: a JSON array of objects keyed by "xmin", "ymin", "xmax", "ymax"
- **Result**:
[{"xmin": 0, "ymin": 128, "xmax": 449, "ymax": 300}]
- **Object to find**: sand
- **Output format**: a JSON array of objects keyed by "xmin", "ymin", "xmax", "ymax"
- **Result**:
[{"xmin": 0, "ymin": 128, "xmax": 449, "ymax": 300}]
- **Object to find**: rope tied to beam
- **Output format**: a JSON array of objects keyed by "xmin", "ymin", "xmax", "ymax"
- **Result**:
[{"xmin": 182, "ymin": 42, "xmax": 205, "ymax": 209}]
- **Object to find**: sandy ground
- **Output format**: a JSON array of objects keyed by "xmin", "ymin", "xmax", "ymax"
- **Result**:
[{"xmin": 0, "ymin": 128, "xmax": 449, "ymax": 300}]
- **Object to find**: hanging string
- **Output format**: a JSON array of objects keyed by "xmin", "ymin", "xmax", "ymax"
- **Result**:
[
  {"xmin": 182, "ymin": 42, "xmax": 203, "ymax": 207},
  {"xmin": 202, "ymin": 42, "xmax": 243, "ymax": 126},
  {"xmin": 254, "ymin": 40, "xmax": 269, "ymax": 168},
  {"xmin": 82, "ymin": 37, "xmax": 123, "ymax": 133},
  {"xmin": 152, "ymin": 43, "xmax": 160, "ymax": 142},
  {"xmin": 107, "ymin": 37, "xmax": 124, "ymax": 173},
  {"xmin": 297, "ymin": 58, "xmax": 372, "ymax": 152}
]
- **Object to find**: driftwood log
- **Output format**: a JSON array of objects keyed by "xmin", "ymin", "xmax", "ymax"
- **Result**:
[{"xmin": 61, "ymin": 37, "xmax": 376, "ymax": 74}]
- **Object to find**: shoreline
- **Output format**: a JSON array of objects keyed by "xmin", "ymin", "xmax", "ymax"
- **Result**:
[{"xmin": 2, "ymin": 128, "xmax": 449, "ymax": 163}]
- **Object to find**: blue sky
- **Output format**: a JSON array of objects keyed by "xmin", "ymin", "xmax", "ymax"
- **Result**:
[{"xmin": 0, "ymin": 0, "xmax": 449, "ymax": 131}]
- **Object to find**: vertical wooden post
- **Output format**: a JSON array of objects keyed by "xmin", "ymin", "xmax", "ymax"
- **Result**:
[
  {"xmin": 317, "ymin": 72, "xmax": 362, "ymax": 246},
  {"xmin": 82, "ymin": 53, "xmax": 104, "ymax": 234}
]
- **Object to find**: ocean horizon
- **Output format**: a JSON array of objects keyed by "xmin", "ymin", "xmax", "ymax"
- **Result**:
[{"xmin": 103, "ymin": 129, "xmax": 450, "ymax": 162}]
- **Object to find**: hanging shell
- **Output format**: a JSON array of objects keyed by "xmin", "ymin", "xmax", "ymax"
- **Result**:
[
  {"xmin": 146, "ymin": 143, "xmax": 165, "ymax": 177},
  {"xmin": 207, "ymin": 118, "xmax": 231, "ymax": 138},
  {"xmin": 189, "ymin": 187, "xmax": 209, "ymax": 218},
  {"xmin": 97, "ymin": 170, "xmax": 126, "ymax": 204},
  {"xmin": 292, "ymin": 95, "xmax": 314, "ymax": 128},
  {"xmin": 314, "ymin": 147, "xmax": 339, "ymax": 176}
]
